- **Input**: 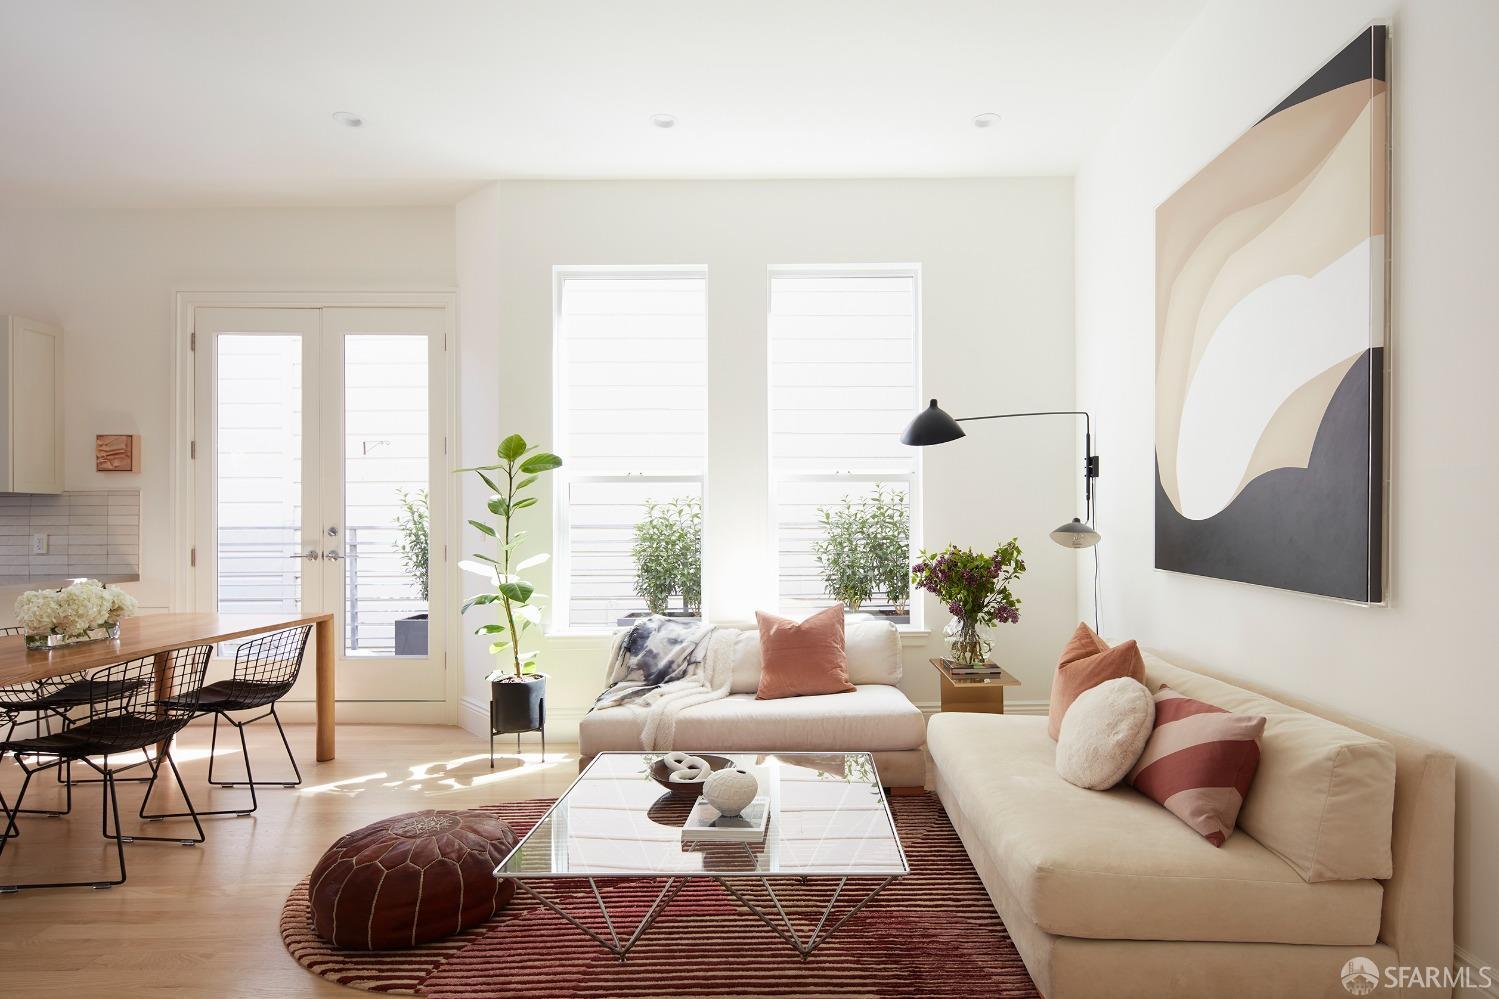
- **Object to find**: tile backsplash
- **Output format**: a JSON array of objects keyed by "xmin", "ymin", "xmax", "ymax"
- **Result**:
[{"xmin": 0, "ymin": 490, "xmax": 141, "ymax": 586}]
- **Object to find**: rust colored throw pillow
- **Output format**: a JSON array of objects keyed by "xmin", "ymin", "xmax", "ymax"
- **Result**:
[
  {"xmin": 1047, "ymin": 622, "xmax": 1145, "ymax": 740},
  {"xmin": 755, "ymin": 604, "xmax": 856, "ymax": 700},
  {"xmin": 1127, "ymin": 686, "xmax": 1266, "ymax": 847}
]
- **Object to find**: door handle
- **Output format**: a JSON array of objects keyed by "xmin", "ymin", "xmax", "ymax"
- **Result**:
[
  {"xmin": 290, "ymin": 549, "xmax": 322, "ymax": 560},
  {"xmin": 323, "ymin": 549, "xmax": 342, "ymax": 561}
]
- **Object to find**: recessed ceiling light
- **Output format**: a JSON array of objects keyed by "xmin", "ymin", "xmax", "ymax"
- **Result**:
[
  {"xmin": 332, "ymin": 111, "xmax": 364, "ymax": 128},
  {"xmin": 651, "ymin": 113, "xmax": 677, "ymax": 129},
  {"xmin": 973, "ymin": 112, "xmax": 1002, "ymax": 129}
]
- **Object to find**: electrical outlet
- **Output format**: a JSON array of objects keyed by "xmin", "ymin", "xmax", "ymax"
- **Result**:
[{"xmin": 30, "ymin": 533, "xmax": 47, "ymax": 555}]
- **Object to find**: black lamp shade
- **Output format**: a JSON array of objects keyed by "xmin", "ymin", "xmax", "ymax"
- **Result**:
[{"xmin": 901, "ymin": 399, "xmax": 966, "ymax": 446}]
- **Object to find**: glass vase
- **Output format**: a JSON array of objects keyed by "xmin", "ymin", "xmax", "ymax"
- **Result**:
[
  {"xmin": 24, "ymin": 621, "xmax": 120, "ymax": 651},
  {"xmin": 943, "ymin": 616, "xmax": 991, "ymax": 666}
]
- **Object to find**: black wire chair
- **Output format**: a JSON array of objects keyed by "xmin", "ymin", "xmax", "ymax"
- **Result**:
[
  {"xmin": 0, "ymin": 645, "xmax": 213, "ymax": 891},
  {"xmin": 0, "ymin": 627, "xmax": 154, "ymax": 822},
  {"xmin": 142, "ymin": 626, "xmax": 311, "ymax": 821},
  {"xmin": 0, "ymin": 626, "xmax": 69, "ymax": 743}
]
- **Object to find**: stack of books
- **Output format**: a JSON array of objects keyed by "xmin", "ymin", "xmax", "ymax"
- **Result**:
[
  {"xmin": 938, "ymin": 659, "xmax": 1008, "ymax": 678},
  {"xmin": 681, "ymin": 797, "xmax": 771, "ymax": 843}
]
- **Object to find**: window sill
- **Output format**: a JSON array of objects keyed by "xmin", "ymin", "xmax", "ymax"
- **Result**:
[
  {"xmin": 544, "ymin": 624, "xmax": 930, "ymax": 642},
  {"xmin": 542, "ymin": 629, "xmax": 617, "ymax": 643}
]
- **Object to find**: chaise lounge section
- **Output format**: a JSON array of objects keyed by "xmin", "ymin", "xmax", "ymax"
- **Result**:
[{"xmin": 929, "ymin": 649, "xmax": 1455, "ymax": 999}]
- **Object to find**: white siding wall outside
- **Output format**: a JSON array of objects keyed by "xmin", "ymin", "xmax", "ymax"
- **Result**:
[
  {"xmin": 555, "ymin": 274, "xmax": 707, "ymax": 631},
  {"xmin": 342, "ymin": 333, "xmax": 429, "ymax": 654},
  {"xmin": 769, "ymin": 272, "xmax": 919, "ymax": 620},
  {"xmin": 215, "ymin": 334, "xmax": 304, "ymax": 616}
]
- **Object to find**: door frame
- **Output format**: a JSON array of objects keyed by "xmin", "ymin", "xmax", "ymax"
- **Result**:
[{"xmin": 172, "ymin": 291, "xmax": 460, "ymax": 723}]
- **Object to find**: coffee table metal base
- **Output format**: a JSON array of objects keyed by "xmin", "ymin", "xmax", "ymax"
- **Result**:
[
  {"xmin": 512, "ymin": 877, "xmax": 687, "ymax": 962},
  {"xmin": 513, "ymin": 875, "xmax": 896, "ymax": 962},
  {"xmin": 716, "ymin": 875, "xmax": 897, "ymax": 960}
]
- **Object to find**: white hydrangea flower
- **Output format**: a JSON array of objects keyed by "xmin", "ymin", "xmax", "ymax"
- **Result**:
[
  {"xmin": 15, "ymin": 588, "xmax": 62, "ymax": 634},
  {"xmin": 14, "ymin": 580, "xmax": 135, "ymax": 638},
  {"xmin": 54, "ymin": 587, "xmax": 97, "ymax": 636},
  {"xmin": 104, "ymin": 586, "xmax": 138, "ymax": 622}
]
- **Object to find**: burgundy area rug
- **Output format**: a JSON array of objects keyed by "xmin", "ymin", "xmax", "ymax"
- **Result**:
[{"xmin": 281, "ymin": 794, "xmax": 1039, "ymax": 999}]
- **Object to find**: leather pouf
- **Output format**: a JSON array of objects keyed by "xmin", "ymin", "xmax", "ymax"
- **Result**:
[{"xmin": 308, "ymin": 809, "xmax": 517, "ymax": 950}]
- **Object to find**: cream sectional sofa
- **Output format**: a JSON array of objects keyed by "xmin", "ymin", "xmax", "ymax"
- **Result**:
[
  {"xmin": 928, "ymin": 649, "xmax": 1455, "ymax": 999},
  {"xmin": 578, "ymin": 617, "xmax": 926, "ymax": 788}
]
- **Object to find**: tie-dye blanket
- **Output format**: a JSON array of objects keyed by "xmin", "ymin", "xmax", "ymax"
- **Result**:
[{"xmin": 592, "ymin": 615, "xmax": 735, "ymax": 750}]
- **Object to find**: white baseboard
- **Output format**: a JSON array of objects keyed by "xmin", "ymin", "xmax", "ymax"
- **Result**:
[
  {"xmin": 269, "ymin": 700, "xmax": 454, "ymax": 726},
  {"xmin": 459, "ymin": 695, "xmax": 586, "ymax": 744},
  {"xmin": 1456, "ymin": 945, "xmax": 1498, "ymax": 999},
  {"xmin": 914, "ymin": 698, "xmax": 1048, "ymax": 718},
  {"xmin": 458, "ymin": 695, "xmax": 487, "ymax": 739}
]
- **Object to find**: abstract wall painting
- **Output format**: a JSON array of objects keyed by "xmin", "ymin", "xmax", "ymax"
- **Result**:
[
  {"xmin": 95, "ymin": 434, "xmax": 139, "ymax": 472},
  {"xmin": 1155, "ymin": 26, "xmax": 1388, "ymax": 602}
]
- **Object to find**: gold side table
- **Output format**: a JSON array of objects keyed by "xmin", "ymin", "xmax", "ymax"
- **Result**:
[{"xmin": 929, "ymin": 658, "xmax": 1020, "ymax": 714}]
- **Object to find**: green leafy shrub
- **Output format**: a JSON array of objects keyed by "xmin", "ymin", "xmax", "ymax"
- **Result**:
[
  {"xmin": 394, "ymin": 488, "xmax": 430, "ymax": 602},
  {"xmin": 812, "ymin": 485, "xmax": 910, "ymax": 612},
  {"xmin": 631, "ymin": 496, "xmax": 702, "ymax": 615}
]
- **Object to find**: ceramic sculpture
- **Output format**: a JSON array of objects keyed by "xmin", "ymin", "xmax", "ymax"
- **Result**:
[{"xmin": 703, "ymin": 767, "xmax": 758, "ymax": 817}]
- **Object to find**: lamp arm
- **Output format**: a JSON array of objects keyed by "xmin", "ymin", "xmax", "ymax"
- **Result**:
[
  {"xmin": 953, "ymin": 410, "xmax": 1100, "ymax": 512},
  {"xmin": 953, "ymin": 409, "xmax": 1090, "ymax": 437}
]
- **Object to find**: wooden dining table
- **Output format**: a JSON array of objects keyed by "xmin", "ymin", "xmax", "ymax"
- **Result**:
[{"xmin": 0, "ymin": 612, "xmax": 339, "ymax": 761}]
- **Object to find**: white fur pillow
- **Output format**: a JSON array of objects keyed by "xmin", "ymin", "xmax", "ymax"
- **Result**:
[{"xmin": 1056, "ymin": 676, "xmax": 1155, "ymax": 790}]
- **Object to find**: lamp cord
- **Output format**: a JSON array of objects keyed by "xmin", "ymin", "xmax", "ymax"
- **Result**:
[{"xmin": 1091, "ymin": 476, "xmax": 1102, "ymax": 635}]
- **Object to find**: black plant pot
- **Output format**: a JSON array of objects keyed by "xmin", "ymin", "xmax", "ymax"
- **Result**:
[{"xmin": 489, "ymin": 673, "xmax": 545, "ymax": 767}]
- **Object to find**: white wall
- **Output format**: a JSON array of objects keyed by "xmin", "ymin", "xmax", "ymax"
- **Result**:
[
  {"xmin": 455, "ymin": 178, "xmax": 1077, "ymax": 737},
  {"xmin": 1075, "ymin": 0, "xmax": 1499, "ymax": 973},
  {"xmin": 0, "ymin": 202, "xmax": 456, "ymax": 616}
]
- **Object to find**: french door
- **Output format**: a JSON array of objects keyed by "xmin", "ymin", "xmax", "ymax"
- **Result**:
[{"xmin": 192, "ymin": 306, "xmax": 448, "ymax": 702}]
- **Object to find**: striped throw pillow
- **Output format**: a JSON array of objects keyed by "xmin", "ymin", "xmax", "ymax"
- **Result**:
[{"xmin": 1127, "ymin": 685, "xmax": 1265, "ymax": 847}]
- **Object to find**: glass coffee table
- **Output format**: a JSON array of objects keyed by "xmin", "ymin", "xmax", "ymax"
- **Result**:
[{"xmin": 494, "ymin": 751, "xmax": 908, "ymax": 961}]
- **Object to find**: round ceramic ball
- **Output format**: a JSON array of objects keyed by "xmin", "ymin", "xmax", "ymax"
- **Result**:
[{"xmin": 703, "ymin": 767, "xmax": 758, "ymax": 817}]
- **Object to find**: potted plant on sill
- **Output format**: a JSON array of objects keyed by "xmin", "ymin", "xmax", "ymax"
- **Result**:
[
  {"xmin": 393, "ymin": 487, "xmax": 430, "ymax": 656},
  {"xmin": 458, "ymin": 433, "xmax": 562, "ymax": 759},
  {"xmin": 621, "ymin": 496, "xmax": 702, "ymax": 626},
  {"xmin": 812, "ymin": 484, "xmax": 911, "ymax": 623}
]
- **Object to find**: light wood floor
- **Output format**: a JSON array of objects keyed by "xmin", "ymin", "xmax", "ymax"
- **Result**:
[{"xmin": 0, "ymin": 723, "xmax": 579, "ymax": 998}]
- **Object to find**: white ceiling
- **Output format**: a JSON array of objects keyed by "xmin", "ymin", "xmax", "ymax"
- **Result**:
[{"xmin": 0, "ymin": 0, "xmax": 1206, "ymax": 206}]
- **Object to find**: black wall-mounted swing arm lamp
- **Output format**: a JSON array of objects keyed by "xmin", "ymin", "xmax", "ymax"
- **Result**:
[{"xmin": 899, "ymin": 399, "xmax": 1102, "ymax": 549}]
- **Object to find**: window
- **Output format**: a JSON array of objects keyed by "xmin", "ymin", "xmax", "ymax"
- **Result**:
[
  {"xmin": 769, "ymin": 269, "xmax": 920, "ymax": 624},
  {"xmin": 554, "ymin": 271, "xmax": 707, "ymax": 631}
]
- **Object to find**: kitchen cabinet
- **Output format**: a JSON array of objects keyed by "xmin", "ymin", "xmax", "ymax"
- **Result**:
[{"xmin": 1, "ymin": 316, "xmax": 64, "ymax": 494}]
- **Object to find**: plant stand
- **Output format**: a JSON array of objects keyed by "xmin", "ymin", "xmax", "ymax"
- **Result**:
[{"xmin": 489, "ymin": 674, "xmax": 546, "ymax": 768}]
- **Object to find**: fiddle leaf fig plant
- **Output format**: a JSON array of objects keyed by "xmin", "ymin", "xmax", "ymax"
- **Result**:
[{"xmin": 457, "ymin": 433, "xmax": 562, "ymax": 681}]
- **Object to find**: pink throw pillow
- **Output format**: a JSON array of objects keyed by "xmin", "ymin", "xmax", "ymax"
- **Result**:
[
  {"xmin": 1047, "ymin": 622, "xmax": 1146, "ymax": 740},
  {"xmin": 755, "ymin": 605, "xmax": 856, "ymax": 700},
  {"xmin": 1127, "ymin": 685, "xmax": 1266, "ymax": 847}
]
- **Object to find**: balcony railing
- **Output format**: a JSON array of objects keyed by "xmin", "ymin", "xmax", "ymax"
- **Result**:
[{"xmin": 216, "ymin": 524, "xmax": 426, "ymax": 654}]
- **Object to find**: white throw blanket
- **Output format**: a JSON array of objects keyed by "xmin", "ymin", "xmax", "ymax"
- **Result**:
[{"xmin": 595, "ymin": 616, "xmax": 735, "ymax": 751}]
